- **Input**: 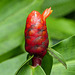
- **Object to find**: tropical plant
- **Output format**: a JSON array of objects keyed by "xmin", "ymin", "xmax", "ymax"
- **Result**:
[{"xmin": 0, "ymin": 0, "xmax": 75, "ymax": 75}]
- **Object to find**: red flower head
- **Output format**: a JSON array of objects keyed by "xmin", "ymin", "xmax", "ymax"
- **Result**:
[{"xmin": 25, "ymin": 7, "xmax": 53, "ymax": 58}]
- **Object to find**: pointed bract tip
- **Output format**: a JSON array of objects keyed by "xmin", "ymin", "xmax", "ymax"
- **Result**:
[
  {"xmin": 51, "ymin": 10, "xmax": 53, "ymax": 13},
  {"xmin": 42, "ymin": 7, "xmax": 53, "ymax": 20}
]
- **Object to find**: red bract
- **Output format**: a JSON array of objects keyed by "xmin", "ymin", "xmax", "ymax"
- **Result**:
[{"xmin": 25, "ymin": 7, "xmax": 53, "ymax": 66}]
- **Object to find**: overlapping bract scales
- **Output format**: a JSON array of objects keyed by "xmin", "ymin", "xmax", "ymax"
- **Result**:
[
  {"xmin": 25, "ymin": 11, "xmax": 48, "ymax": 57},
  {"xmin": 25, "ymin": 7, "xmax": 52, "ymax": 58}
]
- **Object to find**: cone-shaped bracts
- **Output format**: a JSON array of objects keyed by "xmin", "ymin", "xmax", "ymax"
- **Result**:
[{"xmin": 25, "ymin": 7, "xmax": 53, "ymax": 66}]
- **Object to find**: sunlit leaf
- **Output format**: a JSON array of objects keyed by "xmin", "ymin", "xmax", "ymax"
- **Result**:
[
  {"xmin": 47, "ymin": 17, "xmax": 75, "ymax": 39},
  {"xmin": 51, "ymin": 35, "xmax": 75, "ymax": 75},
  {"xmin": 16, "ymin": 65, "xmax": 46, "ymax": 75},
  {"xmin": 0, "ymin": 0, "xmax": 43, "ymax": 58},
  {"xmin": 48, "ymin": 48, "xmax": 67, "ymax": 69},
  {"xmin": 16, "ymin": 55, "xmax": 34, "ymax": 75},
  {"xmin": 0, "ymin": 47, "xmax": 24, "ymax": 63},
  {"xmin": 0, "ymin": 53, "xmax": 28, "ymax": 75}
]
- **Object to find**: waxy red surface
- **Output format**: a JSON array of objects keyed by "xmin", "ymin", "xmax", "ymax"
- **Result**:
[{"xmin": 25, "ymin": 7, "xmax": 52, "ymax": 58}]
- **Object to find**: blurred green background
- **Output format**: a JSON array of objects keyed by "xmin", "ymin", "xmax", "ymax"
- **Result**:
[{"xmin": 0, "ymin": 0, "xmax": 75, "ymax": 75}]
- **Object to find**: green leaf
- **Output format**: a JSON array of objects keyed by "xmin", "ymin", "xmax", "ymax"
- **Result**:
[
  {"xmin": 32, "ymin": 66, "xmax": 46, "ymax": 75},
  {"xmin": 16, "ymin": 54, "xmax": 46, "ymax": 75},
  {"xmin": 0, "ymin": 0, "xmax": 43, "ymax": 22},
  {"xmin": 23, "ymin": 52, "xmax": 53, "ymax": 75},
  {"xmin": 41, "ymin": 52, "xmax": 53, "ymax": 75},
  {"xmin": 48, "ymin": 48, "xmax": 67, "ymax": 69},
  {"xmin": 16, "ymin": 52, "xmax": 53, "ymax": 75},
  {"xmin": 51, "ymin": 35, "xmax": 75, "ymax": 75},
  {"xmin": 0, "ymin": 47, "xmax": 24, "ymax": 63},
  {"xmin": 16, "ymin": 55, "xmax": 34, "ymax": 75},
  {"xmin": 51, "ymin": 61, "xmax": 75, "ymax": 75},
  {"xmin": 0, "ymin": 0, "xmax": 43, "ymax": 58},
  {"xmin": 46, "ymin": 17, "xmax": 75, "ymax": 40},
  {"xmin": 42, "ymin": 0, "xmax": 75, "ymax": 17},
  {"xmin": 0, "ymin": 53, "xmax": 28, "ymax": 75},
  {"xmin": 16, "ymin": 65, "xmax": 46, "ymax": 75}
]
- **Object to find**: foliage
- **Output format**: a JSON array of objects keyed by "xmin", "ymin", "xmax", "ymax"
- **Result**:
[
  {"xmin": 51, "ymin": 35, "xmax": 75, "ymax": 75},
  {"xmin": 0, "ymin": 0, "xmax": 75, "ymax": 75}
]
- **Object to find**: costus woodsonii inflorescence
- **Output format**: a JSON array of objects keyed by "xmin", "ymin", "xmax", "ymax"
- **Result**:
[{"xmin": 25, "ymin": 7, "xmax": 53, "ymax": 66}]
